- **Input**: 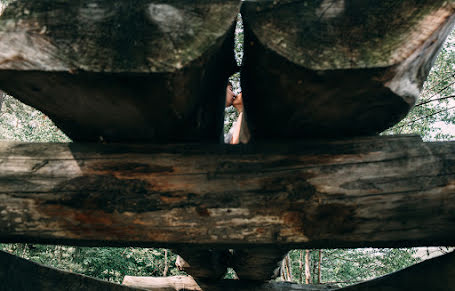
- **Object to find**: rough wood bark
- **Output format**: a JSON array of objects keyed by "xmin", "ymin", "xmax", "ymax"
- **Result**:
[
  {"xmin": 172, "ymin": 247, "xmax": 230, "ymax": 280},
  {"xmin": 241, "ymin": 1, "xmax": 455, "ymax": 139},
  {"xmin": 341, "ymin": 251, "xmax": 455, "ymax": 291},
  {"xmin": 231, "ymin": 247, "xmax": 287, "ymax": 281},
  {"xmin": 0, "ymin": 250, "xmax": 143, "ymax": 291},
  {"xmin": 0, "ymin": 136, "xmax": 455, "ymax": 248},
  {"xmin": 0, "ymin": 0, "xmax": 240, "ymax": 142},
  {"xmin": 122, "ymin": 275, "xmax": 337, "ymax": 291}
]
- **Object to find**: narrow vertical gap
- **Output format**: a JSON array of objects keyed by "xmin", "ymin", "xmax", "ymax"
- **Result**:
[{"xmin": 224, "ymin": 14, "xmax": 248, "ymax": 144}]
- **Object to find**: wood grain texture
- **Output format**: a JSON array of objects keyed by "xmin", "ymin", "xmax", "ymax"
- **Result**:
[
  {"xmin": 172, "ymin": 247, "xmax": 230, "ymax": 280},
  {"xmin": 122, "ymin": 275, "xmax": 336, "ymax": 291},
  {"xmin": 0, "ymin": 136, "xmax": 454, "ymax": 248},
  {"xmin": 241, "ymin": 0, "xmax": 455, "ymax": 139},
  {"xmin": 0, "ymin": 250, "xmax": 143, "ymax": 291},
  {"xmin": 0, "ymin": 0, "xmax": 240, "ymax": 142}
]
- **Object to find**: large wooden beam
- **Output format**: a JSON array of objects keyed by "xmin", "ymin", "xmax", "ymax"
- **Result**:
[
  {"xmin": 0, "ymin": 250, "xmax": 142, "ymax": 291},
  {"xmin": 0, "ymin": 0, "xmax": 240, "ymax": 142},
  {"xmin": 0, "ymin": 136, "xmax": 455, "ymax": 248},
  {"xmin": 241, "ymin": 1, "xmax": 455, "ymax": 139},
  {"xmin": 122, "ymin": 275, "xmax": 336, "ymax": 291}
]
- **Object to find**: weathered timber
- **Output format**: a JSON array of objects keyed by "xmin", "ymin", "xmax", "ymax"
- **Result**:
[
  {"xmin": 341, "ymin": 251, "xmax": 455, "ymax": 291},
  {"xmin": 122, "ymin": 275, "xmax": 337, "ymax": 291},
  {"xmin": 0, "ymin": 250, "xmax": 143, "ymax": 291},
  {"xmin": 173, "ymin": 246, "xmax": 286, "ymax": 281},
  {"xmin": 173, "ymin": 248, "xmax": 230, "ymax": 280},
  {"xmin": 231, "ymin": 247, "xmax": 287, "ymax": 281},
  {"xmin": 123, "ymin": 276, "xmax": 201, "ymax": 291},
  {"xmin": 1, "ymin": 136, "xmax": 455, "ymax": 248},
  {"xmin": 0, "ymin": 0, "xmax": 239, "ymax": 142},
  {"xmin": 241, "ymin": 1, "xmax": 455, "ymax": 139}
]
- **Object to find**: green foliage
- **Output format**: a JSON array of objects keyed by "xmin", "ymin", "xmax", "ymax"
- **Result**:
[
  {"xmin": 285, "ymin": 249, "xmax": 419, "ymax": 287},
  {"xmin": 0, "ymin": 93, "xmax": 71, "ymax": 142},
  {"xmin": 224, "ymin": 15, "xmax": 243, "ymax": 136},
  {"xmin": 384, "ymin": 29, "xmax": 455, "ymax": 140},
  {"xmin": 0, "ymin": 244, "xmax": 184, "ymax": 283}
]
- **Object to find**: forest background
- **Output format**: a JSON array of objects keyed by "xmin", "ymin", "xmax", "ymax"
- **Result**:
[{"xmin": 0, "ymin": 3, "xmax": 454, "ymax": 288}]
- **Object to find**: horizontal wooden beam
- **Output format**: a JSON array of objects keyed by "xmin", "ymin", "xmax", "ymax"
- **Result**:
[
  {"xmin": 0, "ymin": 250, "xmax": 140, "ymax": 291},
  {"xmin": 1, "ymin": 136, "xmax": 455, "ymax": 248},
  {"xmin": 122, "ymin": 275, "xmax": 336, "ymax": 291}
]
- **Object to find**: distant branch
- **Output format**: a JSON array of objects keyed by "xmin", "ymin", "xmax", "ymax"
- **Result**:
[
  {"xmin": 394, "ymin": 106, "xmax": 455, "ymax": 129},
  {"xmin": 416, "ymin": 95, "xmax": 455, "ymax": 107}
]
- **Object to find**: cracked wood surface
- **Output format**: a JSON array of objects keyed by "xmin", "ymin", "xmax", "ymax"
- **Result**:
[
  {"xmin": 0, "ymin": 136, "xmax": 454, "ymax": 248},
  {"xmin": 241, "ymin": 0, "xmax": 455, "ymax": 139},
  {"xmin": 0, "ymin": 0, "xmax": 240, "ymax": 142}
]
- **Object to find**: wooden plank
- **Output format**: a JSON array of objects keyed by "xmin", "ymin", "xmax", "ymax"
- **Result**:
[
  {"xmin": 340, "ymin": 251, "xmax": 455, "ymax": 290},
  {"xmin": 122, "ymin": 275, "xmax": 336, "ymax": 291},
  {"xmin": 0, "ymin": 0, "xmax": 240, "ymax": 142},
  {"xmin": 0, "ymin": 136, "xmax": 455, "ymax": 247},
  {"xmin": 123, "ymin": 276, "xmax": 201, "ymax": 291},
  {"xmin": 0, "ymin": 250, "xmax": 143, "ymax": 291},
  {"xmin": 241, "ymin": 1, "xmax": 455, "ymax": 139}
]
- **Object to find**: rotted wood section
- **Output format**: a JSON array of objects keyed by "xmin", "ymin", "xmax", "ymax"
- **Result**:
[
  {"xmin": 241, "ymin": 0, "xmax": 455, "ymax": 139},
  {"xmin": 0, "ymin": 0, "xmax": 240, "ymax": 142},
  {"xmin": 0, "ymin": 135, "xmax": 455, "ymax": 248}
]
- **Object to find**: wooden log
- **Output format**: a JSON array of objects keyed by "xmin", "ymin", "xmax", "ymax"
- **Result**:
[
  {"xmin": 341, "ymin": 251, "xmax": 455, "ymax": 291},
  {"xmin": 123, "ymin": 275, "xmax": 202, "ymax": 291},
  {"xmin": 0, "ymin": 0, "xmax": 240, "ymax": 142},
  {"xmin": 0, "ymin": 250, "xmax": 142, "ymax": 291},
  {"xmin": 122, "ymin": 275, "xmax": 336, "ymax": 291},
  {"xmin": 172, "ymin": 247, "xmax": 230, "ymax": 280},
  {"xmin": 241, "ymin": 1, "xmax": 455, "ymax": 139},
  {"xmin": 231, "ymin": 247, "xmax": 287, "ymax": 281},
  {"xmin": 0, "ymin": 136, "xmax": 455, "ymax": 248}
]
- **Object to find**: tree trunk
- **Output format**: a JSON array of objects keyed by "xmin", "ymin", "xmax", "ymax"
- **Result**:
[
  {"xmin": 318, "ymin": 250, "xmax": 322, "ymax": 284},
  {"xmin": 0, "ymin": 0, "xmax": 240, "ymax": 142},
  {"xmin": 299, "ymin": 250, "xmax": 304, "ymax": 284},
  {"xmin": 305, "ymin": 250, "xmax": 311, "ymax": 284},
  {"xmin": 241, "ymin": 1, "xmax": 455, "ymax": 139},
  {"xmin": 163, "ymin": 249, "xmax": 169, "ymax": 277},
  {"xmin": 1, "ymin": 136, "xmax": 455, "ymax": 248},
  {"xmin": 312, "ymin": 252, "xmax": 318, "ymax": 284}
]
